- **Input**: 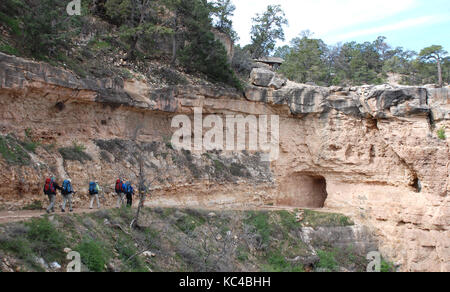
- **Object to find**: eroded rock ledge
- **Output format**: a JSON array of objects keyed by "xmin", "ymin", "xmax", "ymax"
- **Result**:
[{"xmin": 0, "ymin": 53, "xmax": 449, "ymax": 272}]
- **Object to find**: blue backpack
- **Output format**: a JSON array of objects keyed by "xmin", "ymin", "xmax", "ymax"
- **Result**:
[
  {"xmin": 62, "ymin": 180, "xmax": 72, "ymax": 194},
  {"xmin": 89, "ymin": 182, "xmax": 99, "ymax": 194},
  {"xmin": 125, "ymin": 182, "xmax": 133, "ymax": 195}
]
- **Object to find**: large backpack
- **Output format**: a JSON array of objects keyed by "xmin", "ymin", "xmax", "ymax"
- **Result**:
[
  {"xmin": 125, "ymin": 182, "xmax": 133, "ymax": 195},
  {"xmin": 44, "ymin": 178, "xmax": 55, "ymax": 195},
  {"xmin": 89, "ymin": 182, "xmax": 98, "ymax": 194},
  {"xmin": 115, "ymin": 179, "xmax": 123, "ymax": 194},
  {"xmin": 62, "ymin": 180, "xmax": 72, "ymax": 195}
]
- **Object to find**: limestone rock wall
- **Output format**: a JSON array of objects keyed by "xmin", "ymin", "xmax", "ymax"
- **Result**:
[{"xmin": 0, "ymin": 53, "xmax": 449, "ymax": 271}]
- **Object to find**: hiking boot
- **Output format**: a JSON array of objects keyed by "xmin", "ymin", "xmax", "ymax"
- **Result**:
[
  {"xmin": 70, "ymin": 209, "xmax": 73, "ymax": 213},
  {"xmin": 46, "ymin": 209, "xmax": 50, "ymax": 214},
  {"xmin": 61, "ymin": 209, "xmax": 65, "ymax": 213}
]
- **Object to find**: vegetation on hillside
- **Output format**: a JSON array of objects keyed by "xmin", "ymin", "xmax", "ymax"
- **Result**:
[
  {"xmin": 0, "ymin": 0, "xmax": 241, "ymax": 89},
  {"xmin": 0, "ymin": 208, "xmax": 385, "ymax": 272},
  {"xmin": 271, "ymin": 33, "xmax": 449, "ymax": 86}
]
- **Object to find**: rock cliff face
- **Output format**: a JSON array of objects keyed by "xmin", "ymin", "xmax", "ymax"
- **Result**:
[{"xmin": 0, "ymin": 53, "xmax": 448, "ymax": 271}]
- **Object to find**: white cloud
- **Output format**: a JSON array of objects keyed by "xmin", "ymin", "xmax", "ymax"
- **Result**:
[
  {"xmin": 326, "ymin": 15, "xmax": 448, "ymax": 43},
  {"xmin": 232, "ymin": 0, "xmax": 419, "ymax": 45}
]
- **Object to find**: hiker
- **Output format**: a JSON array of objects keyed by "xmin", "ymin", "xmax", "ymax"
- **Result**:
[
  {"xmin": 115, "ymin": 178, "xmax": 125, "ymax": 208},
  {"xmin": 43, "ymin": 177, "xmax": 61, "ymax": 214},
  {"xmin": 61, "ymin": 179, "xmax": 75, "ymax": 213},
  {"xmin": 124, "ymin": 181, "xmax": 134, "ymax": 207},
  {"xmin": 88, "ymin": 181, "xmax": 101, "ymax": 209}
]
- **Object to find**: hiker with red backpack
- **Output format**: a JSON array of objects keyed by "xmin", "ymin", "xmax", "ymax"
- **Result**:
[
  {"xmin": 43, "ymin": 177, "xmax": 62, "ymax": 214},
  {"xmin": 115, "ymin": 178, "xmax": 125, "ymax": 208}
]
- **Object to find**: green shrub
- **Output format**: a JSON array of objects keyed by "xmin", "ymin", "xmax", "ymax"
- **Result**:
[
  {"xmin": 262, "ymin": 251, "xmax": 304, "ymax": 272},
  {"xmin": 76, "ymin": 238, "xmax": 110, "ymax": 272},
  {"xmin": 20, "ymin": 129, "xmax": 40, "ymax": 153},
  {"xmin": 175, "ymin": 213, "xmax": 205, "ymax": 234},
  {"xmin": 236, "ymin": 246, "xmax": 249, "ymax": 262},
  {"xmin": 245, "ymin": 211, "xmax": 271, "ymax": 245},
  {"xmin": 278, "ymin": 211, "xmax": 298, "ymax": 231},
  {"xmin": 437, "ymin": 127, "xmax": 446, "ymax": 140},
  {"xmin": 115, "ymin": 237, "xmax": 147, "ymax": 272},
  {"xmin": 317, "ymin": 250, "xmax": 339, "ymax": 272},
  {"xmin": 381, "ymin": 259, "xmax": 396, "ymax": 272},
  {"xmin": 22, "ymin": 141, "xmax": 38, "ymax": 153},
  {"xmin": 58, "ymin": 142, "xmax": 92, "ymax": 162},
  {"xmin": 0, "ymin": 44, "xmax": 19, "ymax": 55},
  {"xmin": 0, "ymin": 237, "xmax": 33, "ymax": 262},
  {"xmin": 213, "ymin": 160, "xmax": 225, "ymax": 173},
  {"xmin": 0, "ymin": 12, "xmax": 21, "ymax": 35},
  {"xmin": 25, "ymin": 217, "xmax": 66, "ymax": 261},
  {"xmin": 0, "ymin": 135, "xmax": 31, "ymax": 165},
  {"xmin": 230, "ymin": 163, "xmax": 249, "ymax": 177},
  {"xmin": 302, "ymin": 210, "xmax": 354, "ymax": 227},
  {"xmin": 88, "ymin": 39, "xmax": 111, "ymax": 51}
]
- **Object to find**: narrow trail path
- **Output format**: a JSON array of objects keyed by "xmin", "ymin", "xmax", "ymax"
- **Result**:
[
  {"xmin": 0, "ymin": 203, "xmax": 342, "ymax": 225},
  {"xmin": 0, "ymin": 208, "xmax": 99, "ymax": 224}
]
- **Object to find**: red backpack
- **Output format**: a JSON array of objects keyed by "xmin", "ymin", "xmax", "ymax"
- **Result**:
[
  {"xmin": 44, "ymin": 178, "xmax": 55, "ymax": 195},
  {"xmin": 115, "ymin": 179, "xmax": 123, "ymax": 193}
]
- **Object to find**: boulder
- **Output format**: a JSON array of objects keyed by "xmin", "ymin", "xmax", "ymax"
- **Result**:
[
  {"xmin": 250, "ymin": 68, "xmax": 275, "ymax": 87},
  {"xmin": 250, "ymin": 68, "xmax": 287, "ymax": 90}
]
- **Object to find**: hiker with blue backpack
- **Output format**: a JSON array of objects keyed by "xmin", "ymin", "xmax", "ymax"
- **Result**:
[
  {"xmin": 88, "ymin": 181, "xmax": 101, "ymax": 209},
  {"xmin": 43, "ymin": 176, "xmax": 62, "ymax": 214},
  {"xmin": 124, "ymin": 181, "xmax": 134, "ymax": 207},
  {"xmin": 61, "ymin": 179, "xmax": 76, "ymax": 213}
]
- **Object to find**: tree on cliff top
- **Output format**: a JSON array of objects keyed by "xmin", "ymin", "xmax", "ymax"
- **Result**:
[
  {"xmin": 210, "ymin": 0, "xmax": 238, "ymax": 41},
  {"xmin": 176, "ymin": 0, "xmax": 242, "ymax": 89},
  {"xmin": 278, "ymin": 32, "xmax": 329, "ymax": 85},
  {"xmin": 248, "ymin": 5, "xmax": 288, "ymax": 59},
  {"xmin": 104, "ymin": 0, "xmax": 172, "ymax": 61},
  {"xmin": 419, "ymin": 45, "xmax": 448, "ymax": 87}
]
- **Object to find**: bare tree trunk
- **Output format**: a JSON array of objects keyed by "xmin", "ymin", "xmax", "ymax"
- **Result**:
[
  {"xmin": 437, "ymin": 60, "xmax": 443, "ymax": 87},
  {"xmin": 131, "ymin": 151, "xmax": 146, "ymax": 229},
  {"xmin": 171, "ymin": 14, "xmax": 178, "ymax": 66},
  {"xmin": 130, "ymin": 124, "xmax": 146, "ymax": 229},
  {"xmin": 171, "ymin": 33, "xmax": 177, "ymax": 66}
]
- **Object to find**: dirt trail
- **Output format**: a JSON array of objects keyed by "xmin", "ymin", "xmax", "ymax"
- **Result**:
[
  {"xmin": 0, "ymin": 208, "xmax": 99, "ymax": 224},
  {"xmin": 0, "ymin": 203, "xmax": 342, "ymax": 225}
]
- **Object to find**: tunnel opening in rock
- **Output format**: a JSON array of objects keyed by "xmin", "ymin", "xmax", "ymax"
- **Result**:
[{"xmin": 277, "ymin": 173, "xmax": 328, "ymax": 208}]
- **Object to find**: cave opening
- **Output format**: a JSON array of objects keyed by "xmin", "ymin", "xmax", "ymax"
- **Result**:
[{"xmin": 278, "ymin": 173, "xmax": 329, "ymax": 208}]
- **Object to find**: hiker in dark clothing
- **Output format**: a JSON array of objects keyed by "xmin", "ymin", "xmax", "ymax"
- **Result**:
[
  {"xmin": 124, "ymin": 181, "xmax": 134, "ymax": 207},
  {"xmin": 44, "ymin": 177, "xmax": 62, "ymax": 213}
]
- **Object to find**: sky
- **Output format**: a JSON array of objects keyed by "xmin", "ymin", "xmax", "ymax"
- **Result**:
[{"xmin": 230, "ymin": 0, "xmax": 450, "ymax": 52}]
